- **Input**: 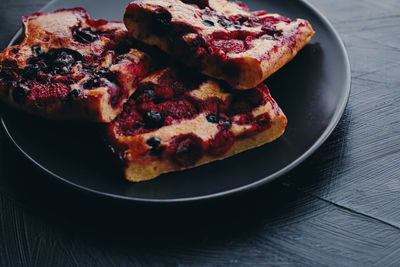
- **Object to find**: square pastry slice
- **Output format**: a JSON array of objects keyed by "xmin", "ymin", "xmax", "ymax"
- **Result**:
[
  {"xmin": 124, "ymin": 0, "xmax": 314, "ymax": 89},
  {"xmin": 0, "ymin": 8, "xmax": 150, "ymax": 122},
  {"xmin": 108, "ymin": 67, "xmax": 287, "ymax": 182}
]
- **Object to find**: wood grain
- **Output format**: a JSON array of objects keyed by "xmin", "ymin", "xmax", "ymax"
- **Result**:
[
  {"xmin": 284, "ymin": 0, "xmax": 400, "ymax": 228},
  {"xmin": 1, "ymin": 0, "xmax": 400, "ymax": 266}
]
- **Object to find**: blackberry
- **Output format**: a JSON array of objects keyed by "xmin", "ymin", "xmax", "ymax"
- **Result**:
[
  {"xmin": 144, "ymin": 110, "xmax": 164, "ymax": 128},
  {"xmin": 202, "ymin": 19, "xmax": 215, "ymax": 27},
  {"xmin": 206, "ymin": 113, "xmax": 219, "ymax": 123},
  {"xmin": 72, "ymin": 27, "xmax": 100, "ymax": 44},
  {"xmin": 31, "ymin": 45, "xmax": 44, "ymax": 56},
  {"xmin": 217, "ymin": 18, "xmax": 232, "ymax": 27}
]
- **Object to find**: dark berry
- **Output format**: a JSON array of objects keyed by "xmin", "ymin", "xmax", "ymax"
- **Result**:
[
  {"xmin": 69, "ymin": 89, "xmax": 82, "ymax": 98},
  {"xmin": 46, "ymin": 49, "xmax": 82, "ymax": 74},
  {"xmin": 0, "ymin": 60, "xmax": 19, "ymax": 81},
  {"xmin": 169, "ymin": 134, "xmax": 203, "ymax": 166},
  {"xmin": 23, "ymin": 64, "xmax": 40, "ymax": 79},
  {"xmin": 72, "ymin": 27, "xmax": 99, "ymax": 44},
  {"xmin": 217, "ymin": 18, "xmax": 232, "ymax": 27},
  {"xmin": 206, "ymin": 113, "xmax": 219, "ymax": 123},
  {"xmin": 262, "ymin": 27, "xmax": 282, "ymax": 36},
  {"xmin": 60, "ymin": 66, "xmax": 70, "ymax": 73},
  {"xmin": 82, "ymin": 69, "xmax": 119, "ymax": 97},
  {"xmin": 27, "ymin": 57, "xmax": 48, "ymax": 74},
  {"xmin": 54, "ymin": 52, "xmax": 75, "ymax": 71},
  {"xmin": 31, "ymin": 45, "xmax": 43, "ymax": 56},
  {"xmin": 83, "ymin": 77, "xmax": 101, "ymax": 89},
  {"xmin": 95, "ymin": 68, "xmax": 109, "ymax": 77},
  {"xmin": 146, "ymin": 136, "xmax": 161, "ymax": 149},
  {"xmin": 144, "ymin": 110, "xmax": 164, "ymax": 128},
  {"xmin": 233, "ymin": 25, "xmax": 241, "ymax": 29},
  {"xmin": 143, "ymin": 88, "xmax": 156, "ymax": 98},
  {"xmin": 202, "ymin": 19, "xmax": 215, "ymax": 26},
  {"xmin": 208, "ymin": 130, "xmax": 234, "ymax": 157},
  {"xmin": 182, "ymin": 0, "xmax": 208, "ymax": 9},
  {"xmin": 133, "ymin": 86, "xmax": 158, "ymax": 104},
  {"xmin": 94, "ymin": 68, "xmax": 117, "ymax": 83},
  {"xmin": 104, "ymin": 79, "xmax": 122, "ymax": 107},
  {"xmin": 12, "ymin": 84, "xmax": 30, "ymax": 103},
  {"xmin": 141, "ymin": 88, "xmax": 157, "ymax": 103},
  {"xmin": 219, "ymin": 117, "xmax": 232, "ymax": 129},
  {"xmin": 146, "ymin": 137, "xmax": 165, "ymax": 155}
]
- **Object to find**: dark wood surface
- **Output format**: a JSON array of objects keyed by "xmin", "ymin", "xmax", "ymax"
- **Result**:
[{"xmin": 1, "ymin": 0, "xmax": 400, "ymax": 265}]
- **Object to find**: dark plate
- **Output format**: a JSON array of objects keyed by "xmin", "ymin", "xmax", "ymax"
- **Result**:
[{"xmin": 1, "ymin": 0, "xmax": 350, "ymax": 202}]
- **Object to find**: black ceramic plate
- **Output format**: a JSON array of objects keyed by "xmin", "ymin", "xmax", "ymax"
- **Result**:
[{"xmin": 1, "ymin": 0, "xmax": 350, "ymax": 202}]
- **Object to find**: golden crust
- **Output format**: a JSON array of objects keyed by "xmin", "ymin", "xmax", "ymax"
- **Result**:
[
  {"xmin": 124, "ymin": 0, "xmax": 315, "ymax": 89},
  {"xmin": 123, "ymin": 109, "xmax": 286, "ymax": 182},
  {"xmin": 108, "ymin": 67, "xmax": 287, "ymax": 182},
  {"xmin": 0, "ymin": 8, "xmax": 150, "ymax": 122}
]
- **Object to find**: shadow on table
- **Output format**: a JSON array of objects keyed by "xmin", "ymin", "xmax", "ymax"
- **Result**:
[{"xmin": 0, "ymin": 111, "xmax": 350, "ymax": 251}]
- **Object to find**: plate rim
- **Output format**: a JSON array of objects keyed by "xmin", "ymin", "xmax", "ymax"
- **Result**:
[{"xmin": 0, "ymin": 0, "xmax": 351, "ymax": 203}]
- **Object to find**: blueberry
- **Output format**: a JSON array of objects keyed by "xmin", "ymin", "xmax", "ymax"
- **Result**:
[
  {"xmin": 60, "ymin": 66, "xmax": 70, "ymax": 74},
  {"xmin": 23, "ymin": 64, "xmax": 40, "ymax": 79},
  {"xmin": 206, "ymin": 113, "xmax": 219, "ymax": 123},
  {"xmin": 206, "ymin": 114, "xmax": 231, "ymax": 129},
  {"xmin": 69, "ymin": 89, "xmax": 82, "ymax": 98},
  {"xmin": 143, "ymin": 89, "xmax": 156, "ymax": 98},
  {"xmin": 146, "ymin": 137, "xmax": 165, "ymax": 155},
  {"xmin": 65, "ymin": 89, "xmax": 83, "ymax": 103},
  {"xmin": 95, "ymin": 68, "xmax": 116, "ymax": 82},
  {"xmin": 144, "ymin": 110, "xmax": 164, "ymax": 128},
  {"xmin": 46, "ymin": 49, "xmax": 82, "ymax": 74},
  {"xmin": 95, "ymin": 68, "xmax": 109, "ymax": 76},
  {"xmin": 219, "ymin": 117, "xmax": 231, "ymax": 129},
  {"xmin": 54, "ymin": 51, "xmax": 75, "ymax": 68},
  {"xmin": 262, "ymin": 27, "xmax": 282, "ymax": 36},
  {"xmin": 202, "ymin": 19, "xmax": 215, "ymax": 27},
  {"xmin": 146, "ymin": 136, "xmax": 161, "ymax": 148},
  {"xmin": 31, "ymin": 45, "xmax": 43, "ymax": 56},
  {"xmin": 12, "ymin": 84, "xmax": 30, "ymax": 103},
  {"xmin": 83, "ymin": 69, "xmax": 117, "ymax": 89},
  {"xmin": 217, "ymin": 18, "xmax": 231, "ymax": 27},
  {"xmin": 72, "ymin": 27, "xmax": 99, "ymax": 44},
  {"xmin": 83, "ymin": 77, "xmax": 101, "ymax": 89},
  {"xmin": 233, "ymin": 25, "xmax": 241, "ymax": 29}
]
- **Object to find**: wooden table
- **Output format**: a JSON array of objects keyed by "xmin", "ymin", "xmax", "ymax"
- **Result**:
[{"xmin": 1, "ymin": 0, "xmax": 400, "ymax": 265}]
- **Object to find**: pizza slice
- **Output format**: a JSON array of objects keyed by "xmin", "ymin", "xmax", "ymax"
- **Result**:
[
  {"xmin": 124, "ymin": 0, "xmax": 314, "ymax": 90},
  {"xmin": 108, "ymin": 67, "xmax": 287, "ymax": 182},
  {"xmin": 0, "ymin": 8, "xmax": 150, "ymax": 122}
]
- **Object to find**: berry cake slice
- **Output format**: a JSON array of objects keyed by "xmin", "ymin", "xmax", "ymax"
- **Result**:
[
  {"xmin": 124, "ymin": 0, "xmax": 314, "ymax": 90},
  {"xmin": 0, "ymin": 8, "xmax": 150, "ymax": 122},
  {"xmin": 108, "ymin": 67, "xmax": 287, "ymax": 182}
]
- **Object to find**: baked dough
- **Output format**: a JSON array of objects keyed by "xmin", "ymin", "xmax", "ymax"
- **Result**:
[
  {"xmin": 108, "ymin": 67, "xmax": 287, "ymax": 181},
  {"xmin": 0, "ymin": 8, "xmax": 150, "ymax": 122},
  {"xmin": 124, "ymin": 0, "xmax": 314, "ymax": 89}
]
